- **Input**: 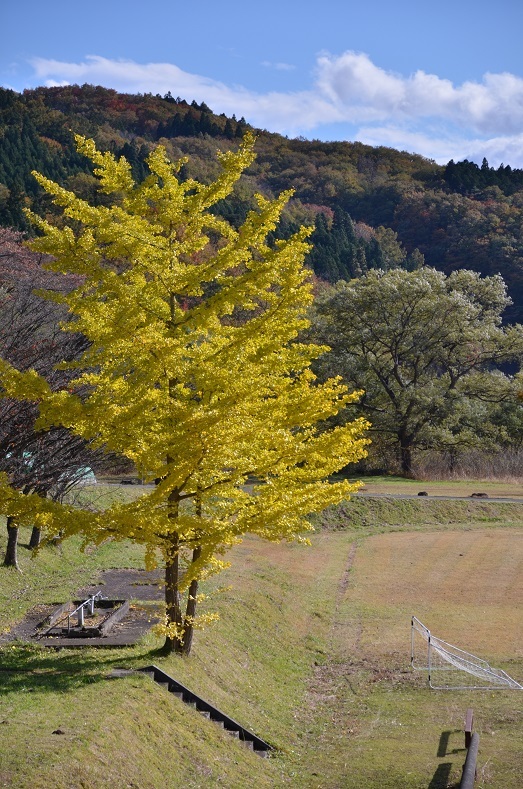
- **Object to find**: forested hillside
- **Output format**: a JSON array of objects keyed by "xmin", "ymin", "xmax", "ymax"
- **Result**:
[{"xmin": 2, "ymin": 84, "xmax": 523, "ymax": 320}]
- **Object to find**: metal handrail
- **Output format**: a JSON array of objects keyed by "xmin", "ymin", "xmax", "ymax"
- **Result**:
[{"xmin": 67, "ymin": 591, "xmax": 105, "ymax": 633}]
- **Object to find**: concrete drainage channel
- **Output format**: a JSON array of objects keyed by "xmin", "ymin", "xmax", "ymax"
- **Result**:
[
  {"xmin": 138, "ymin": 665, "xmax": 274, "ymax": 757},
  {"xmin": 39, "ymin": 593, "xmax": 129, "ymax": 639}
]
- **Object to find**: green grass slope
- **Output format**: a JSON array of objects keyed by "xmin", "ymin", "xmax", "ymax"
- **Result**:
[{"xmin": 1, "ymin": 493, "xmax": 522, "ymax": 787}]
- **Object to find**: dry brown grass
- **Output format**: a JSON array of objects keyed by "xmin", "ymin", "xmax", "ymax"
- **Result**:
[
  {"xmin": 304, "ymin": 525, "xmax": 523, "ymax": 788},
  {"xmin": 346, "ymin": 528, "xmax": 523, "ymax": 659}
]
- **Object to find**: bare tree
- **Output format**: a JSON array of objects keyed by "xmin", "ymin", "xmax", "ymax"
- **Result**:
[{"xmin": 0, "ymin": 229, "xmax": 124, "ymax": 567}]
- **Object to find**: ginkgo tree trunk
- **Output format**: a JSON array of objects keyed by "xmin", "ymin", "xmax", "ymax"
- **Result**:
[{"xmin": 0, "ymin": 133, "xmax": 369, "ymax": 654}]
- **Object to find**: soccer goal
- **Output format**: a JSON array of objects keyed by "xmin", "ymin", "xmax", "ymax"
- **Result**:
[{"xmin": 411, "ymin": 616, "xmax": 523, "ymax": 690}]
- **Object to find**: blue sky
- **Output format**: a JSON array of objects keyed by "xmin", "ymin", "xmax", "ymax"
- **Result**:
[{"xmin": 2, "ymin": 0, "xmax": 523, "ymax": 166}]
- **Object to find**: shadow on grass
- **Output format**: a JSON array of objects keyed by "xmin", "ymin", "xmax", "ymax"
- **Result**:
[
  {"xmin": 0, "ymin": 642, "xmax": 160, "ymax": 695},
  {"xmin": 437, "ymin": 729, "xmax": 465, "ymax": 757},
  {"xmin": 428, "ymin": 762, "xmax": 454, "ymax": 788}
]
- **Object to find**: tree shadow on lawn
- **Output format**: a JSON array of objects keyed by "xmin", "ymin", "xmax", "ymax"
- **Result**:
[{"xmin": 0, "ymin": 642, "xmax": 156, "ymax": 695}]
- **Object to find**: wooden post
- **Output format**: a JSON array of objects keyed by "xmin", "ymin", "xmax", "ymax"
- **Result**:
[{"xmin": 465, "ymin": 708, "xmax": 474, "ymax": 749}]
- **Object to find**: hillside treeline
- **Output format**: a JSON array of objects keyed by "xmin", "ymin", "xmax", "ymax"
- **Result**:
[{"xmin": 2, "ymin": 84, "xmax": 523, "ymax": 321}]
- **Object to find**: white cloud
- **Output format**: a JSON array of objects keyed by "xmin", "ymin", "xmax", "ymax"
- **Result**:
[
  {"xmin": 30, "ymin": 55, "xmax": 232, "ymax": 102},
  {"xmin": 25, "ymin": 52, "xmax": 523, "ymax": 167},
  {"xmin": 316, "ymin": 51, "xmax": 406, "ymax": 113},
  {"xmin": 351, "ymin": 126, "xmax": 523, "ymax": 169},
  {"xmin": 28, "ymin": 55, "xmax": 341, "ymax": 134},
  {"xmin": 261, "ymin": 61, "xmax": 295, "ymax": 71},
  {"xmin": 353, "ymin": 125, "xmax": 461, "ymax": 163},
  {"xmin": 43, "ymin": 79, "xmax": 70, "ymax": 88},
  {"xmin": 463, "ymin": 133, "xmax": 523, "ymax": 169},
  {"xmin": 315, "ymin": 52, "xmax": 523, "ymax": 136}
]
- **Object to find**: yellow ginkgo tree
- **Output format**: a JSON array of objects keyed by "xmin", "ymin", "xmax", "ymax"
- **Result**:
[{"xmin": 0, "ymin": 133, "xmax": 369, "ymax": 654}]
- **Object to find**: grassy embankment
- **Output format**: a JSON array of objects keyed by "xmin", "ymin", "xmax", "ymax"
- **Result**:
[{"xmin": 0, "ymin": 484, "xmax": 522, "ymax": 788}]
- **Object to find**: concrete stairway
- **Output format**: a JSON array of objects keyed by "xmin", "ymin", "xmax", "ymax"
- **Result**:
[{"xmin": 139, "ymin": 664, "xmax": 274, "ymax": 757}]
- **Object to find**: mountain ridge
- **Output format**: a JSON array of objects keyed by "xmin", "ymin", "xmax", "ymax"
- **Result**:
[{"xmin": 2, "ymin": 84, "xmax": 523, "ymax": 320}]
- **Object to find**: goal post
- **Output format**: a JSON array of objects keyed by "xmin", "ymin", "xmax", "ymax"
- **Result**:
[{"xmin": 411, "ymin": 616, "xmax": 523, "ymax": 690}]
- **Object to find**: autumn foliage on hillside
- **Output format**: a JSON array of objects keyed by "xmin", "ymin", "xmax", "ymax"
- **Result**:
[{"xmin": 2, "ymin": 85, "xmax": 523, "ymax": 319}]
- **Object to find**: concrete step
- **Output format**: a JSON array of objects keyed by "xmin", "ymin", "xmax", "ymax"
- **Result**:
[
  {"xmin": 140, "ymin": 665, "xmax": 273, "ymax": 758},
  {"xmin": 107, "ymin": 669, "xmax": 135, "ymax": 679}
]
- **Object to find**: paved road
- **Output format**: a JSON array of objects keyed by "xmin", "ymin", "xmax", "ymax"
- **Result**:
[{"xmin": 354, "ymin": 492, "xmax": 523, "ymax": 503}]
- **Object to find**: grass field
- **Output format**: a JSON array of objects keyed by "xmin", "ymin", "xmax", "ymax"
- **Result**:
[
  {"xmin": 333, "ymin": 528, "xmax": 523, "ymax": 787},
  {"xmin": 0, "ymin": 490, "xmax": 522, "ymax": 787}
]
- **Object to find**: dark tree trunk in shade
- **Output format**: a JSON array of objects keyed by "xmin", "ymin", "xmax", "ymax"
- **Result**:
[
  {"xmin": 179, "ymin": 546, "xmax": 202, "ymax": 656},
  {"xmin": 162, "ymin": 540, "xmax": 185, "ymax": 655},
  {"xmin": 3, "ymin": 516, "xmax": 19, "ymax": 569},
  {"xmin": 29, "ymin": 526, "xmax": 41, "ymax": 550}
]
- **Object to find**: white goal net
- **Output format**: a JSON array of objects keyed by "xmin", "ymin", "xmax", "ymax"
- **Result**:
[{"xmin": 411, "ymin": 616, "xmax": 522, "ymax": 690}]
